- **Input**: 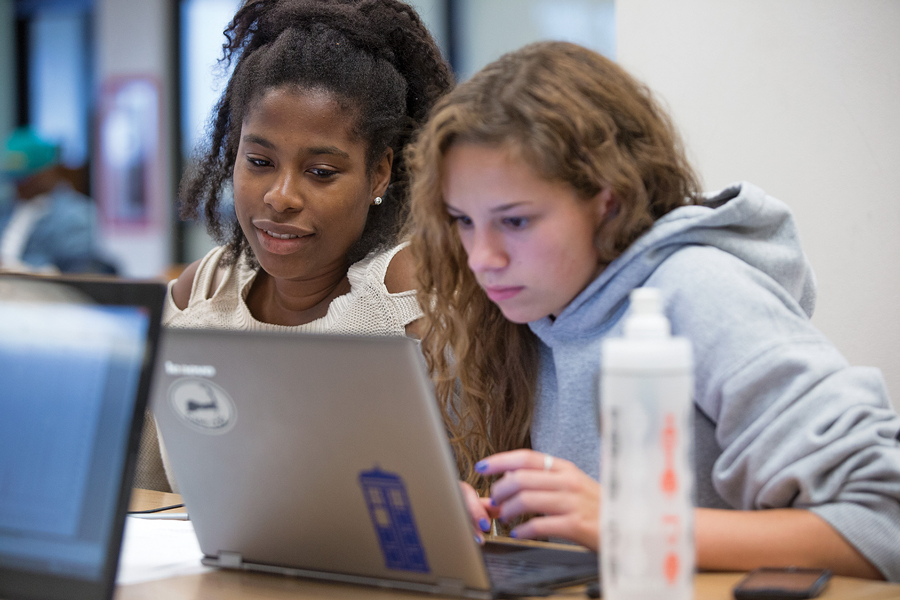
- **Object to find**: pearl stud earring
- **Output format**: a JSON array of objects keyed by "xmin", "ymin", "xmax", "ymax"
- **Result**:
[{"xmin": 373, "ymin": 196, "xmax": 383, "ymax": 205}]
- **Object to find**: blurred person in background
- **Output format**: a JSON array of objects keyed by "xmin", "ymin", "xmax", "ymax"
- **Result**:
[{"xmin": 0, "ymin": 127, "xmax": 115, "ymax": 274}]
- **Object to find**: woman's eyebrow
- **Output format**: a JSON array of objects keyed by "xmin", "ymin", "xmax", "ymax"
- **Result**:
[
  {"xmin": 305, "ymin": 145, "xmax": 350, "ymax": 159},
  {"xmin": 242, "ymin": 133, "xmax": 274, "ymax": 149},
  {"xmin": 445, "ymin": 201, "xmax": 529, "ymax": 214},
  {"xmin": 241, "ymin": 136, "xmax": 350, "ymax": 160},
  {"xmin": 490, "ymin": 202, "xmax": 528, "ymax": 213}
]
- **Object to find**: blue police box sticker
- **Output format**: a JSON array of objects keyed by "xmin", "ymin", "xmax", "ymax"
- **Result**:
[{"xmin": 359, "ymin": 467, "xmax": 430, "ymax": 574}]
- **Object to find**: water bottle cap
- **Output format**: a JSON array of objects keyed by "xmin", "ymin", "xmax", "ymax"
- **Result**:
[{"xmin": 624, "ymin": 287, "xmax": 671, "ymax": 338}]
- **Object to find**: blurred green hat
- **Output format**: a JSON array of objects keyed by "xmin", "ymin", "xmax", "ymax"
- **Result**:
[{"xmin": 1, "ymin": 127, "xmax": 59, "ymax": 180}]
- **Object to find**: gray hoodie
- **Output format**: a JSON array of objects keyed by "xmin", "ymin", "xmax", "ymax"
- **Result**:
[{"xmin": 528, "ymin": 182, "xmax": 900, "ymax": 580}]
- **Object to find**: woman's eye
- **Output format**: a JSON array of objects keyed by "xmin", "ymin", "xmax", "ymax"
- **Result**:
[
  {"xmin": 247, "ymin": 157, "xmax": 271, "ymax": 168},
  {"xmin": 502, "ymin": 216, "xmax": 529, "ymax": 229},
  {"xmin": 450, "ymin": 214, "xmax": 473, "ymax": 228},
  {"xmin": 309, "ymin": 168, "xmax": 338, "ymax": 179}
]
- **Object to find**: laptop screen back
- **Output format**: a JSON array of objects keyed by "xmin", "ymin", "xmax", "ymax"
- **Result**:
[{"xmin": 0, "ymin": 275, "xmax": 165, "ymax": 600}]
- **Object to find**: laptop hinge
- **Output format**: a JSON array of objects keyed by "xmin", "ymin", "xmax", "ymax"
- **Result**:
[
  {"xmin": 435, "ymin": 578, "xmax": 466, "ymax": 596},
  {"xmin": 217, "ymin": 551, "xmax": 243, "ymax": 568}
]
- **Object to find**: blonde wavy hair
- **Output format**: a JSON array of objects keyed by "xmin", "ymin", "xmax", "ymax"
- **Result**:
[{"xmin": 407, "ymin": 41, "xmax": 700, "ymax": 494}]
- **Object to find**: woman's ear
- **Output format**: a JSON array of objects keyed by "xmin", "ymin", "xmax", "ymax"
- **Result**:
[
  {"xmin": 596, "ymin": 187, "xmax": 617, "ymax": 221},
  {"xmin": 371, "ymin": 147, "xmax": 394, "ymax": 199}
]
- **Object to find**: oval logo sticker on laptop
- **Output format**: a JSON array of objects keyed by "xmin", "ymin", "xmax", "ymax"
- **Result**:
[{"xmin": 168, "ymin": 378, "xmax": 237, "ymax": 434}]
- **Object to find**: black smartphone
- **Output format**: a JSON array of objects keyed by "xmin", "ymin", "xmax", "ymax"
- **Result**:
[{"xmin": 733, "ymin": 567, "xmax": 832, "ymax": 600}]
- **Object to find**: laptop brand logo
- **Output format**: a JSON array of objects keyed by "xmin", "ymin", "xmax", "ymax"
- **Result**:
[
  {"xmin": 167, "ymin": 378, "xmax": 237, "ymax": 434},
  {"xmin": 164, "ymin": 360, "xmax": 216, "ymax": 377},
  {"xmin": 359, "ymin": 467, "xmax": 430, "ymax": 574}
]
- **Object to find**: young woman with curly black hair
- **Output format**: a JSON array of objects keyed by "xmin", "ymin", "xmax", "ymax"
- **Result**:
[{"xmin": 135, "ymin": 0, "xmax": 453, "ymax": 492}]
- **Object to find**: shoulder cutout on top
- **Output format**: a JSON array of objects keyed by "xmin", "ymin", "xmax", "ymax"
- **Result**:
[
  {"xmin": 171, "ymin": 259, "xmax": 201, "ymax": 311},
  {"xmin": 383, "ymin": 245, "xmax": 417, "ymax": 294}
]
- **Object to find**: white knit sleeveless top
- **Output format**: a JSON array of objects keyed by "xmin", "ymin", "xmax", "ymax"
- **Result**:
[{"xmin": 163, "ymin": 242, "xmax": 422, "ymax": 333}]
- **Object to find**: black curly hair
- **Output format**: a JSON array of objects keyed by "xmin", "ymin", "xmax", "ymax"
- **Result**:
[{"xmin": 179, "ymin": 0, "xmax": 454, "ymax": 265}]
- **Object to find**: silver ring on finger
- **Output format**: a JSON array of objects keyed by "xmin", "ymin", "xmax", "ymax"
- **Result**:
[{"xmin": 543, "ymin": 453, "xmax": 554, "ymax": 471}]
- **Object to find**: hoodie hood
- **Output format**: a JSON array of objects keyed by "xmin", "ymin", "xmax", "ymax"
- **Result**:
[{"xmin": 529, "ymin": 182, "xmax": 817, "ymax": 345}]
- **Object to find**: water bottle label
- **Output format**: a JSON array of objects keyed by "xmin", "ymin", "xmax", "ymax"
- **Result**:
[{"xmin": 600, "ymin": 372, "xmax": 694, "ymax": 599}]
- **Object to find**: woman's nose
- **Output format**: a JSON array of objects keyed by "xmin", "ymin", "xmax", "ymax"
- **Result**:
[
  {"xmin": 466, "ymin": 228, "xmax": 508, "ymax": 274},
  {"xmin": 263, "ymin": 170, "xmax": 303, "ymax": 212}
]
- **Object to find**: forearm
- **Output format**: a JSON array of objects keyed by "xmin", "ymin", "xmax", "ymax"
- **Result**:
[{"xmin": 696, "ymin": 507, "xmax": 882, "ymax": 579}]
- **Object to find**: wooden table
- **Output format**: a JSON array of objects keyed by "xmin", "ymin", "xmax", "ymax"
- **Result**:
[{"xmin": 118, "ymin": 489, "xmax": 900, "ymax": 600}]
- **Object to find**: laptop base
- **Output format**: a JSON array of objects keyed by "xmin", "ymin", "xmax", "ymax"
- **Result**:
[
  {"xmin": 202, "ymin": 538, "xmax": 598, "ymax": 599},
  {"xmin": 202, "ymin": 554, "xmax": 494, "ymax": 599}
]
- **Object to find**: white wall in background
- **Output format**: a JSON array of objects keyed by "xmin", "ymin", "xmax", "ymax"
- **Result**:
[{"xmin": 617, "ymin": 0, "xmax": 900, "ymax": 408}]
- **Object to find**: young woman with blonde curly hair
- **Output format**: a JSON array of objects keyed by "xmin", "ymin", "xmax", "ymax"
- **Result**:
[{"xmin": 407, "ymin": 41, "xmax": 900, "ymax": 580}]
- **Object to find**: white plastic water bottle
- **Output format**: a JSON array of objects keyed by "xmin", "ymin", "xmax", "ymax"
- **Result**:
[{"xmin": 600, "ymin": 287, "xmax": 694, "ymax": 600}]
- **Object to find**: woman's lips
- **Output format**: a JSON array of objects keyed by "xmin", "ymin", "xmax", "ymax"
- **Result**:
[
  {"xmin": 254, "ymin": 224, "xmax": 314, "ymax": 255},
  {"xmin": 264, "ymin": 229, "xmax": 300, "ymax": 240},
  {"xmin": 483, "ymin": 285, "xmax": 524, "ymax": 302}
]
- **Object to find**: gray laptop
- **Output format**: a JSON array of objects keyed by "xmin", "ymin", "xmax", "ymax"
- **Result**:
[{"xmin": 151, "ymin": 329, "xmax": 597, "ymax": 598}]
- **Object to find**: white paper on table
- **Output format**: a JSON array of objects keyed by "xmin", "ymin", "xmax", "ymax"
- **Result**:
[{"xmin": 116, "ymin": 516, "xmax": 213, "ymax": 585}]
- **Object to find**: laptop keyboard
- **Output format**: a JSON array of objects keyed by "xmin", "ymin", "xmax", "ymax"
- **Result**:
[
  {"xmin": 484, "ymin": 552, "xmax": 568, "ymax": 586},
  {"xmin": 480, "ymin": 540, "xmax": 599, "ymax": 592}
]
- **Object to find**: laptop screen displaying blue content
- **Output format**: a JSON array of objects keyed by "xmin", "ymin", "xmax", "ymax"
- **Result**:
[{"xmin": 0, "ymin": 276, "xmax": 165, "ymax": 600}]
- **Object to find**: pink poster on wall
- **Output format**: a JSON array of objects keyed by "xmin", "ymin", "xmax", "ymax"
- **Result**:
[{"xmin": 95, "ymin": 75, "xmax": 164, "ymax": 231}]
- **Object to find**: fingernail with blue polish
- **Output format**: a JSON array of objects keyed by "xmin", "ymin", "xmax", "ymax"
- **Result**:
[
  {"xmin": 475, "ymin": 461, "xmax": 488, "ymax": 473},
  {"xmin": 479, "ymin": 518, "xmax": 491, "ymax": 532},
  {"xmin": 510, "ymin": 530, "xmax": 518, "ymax": 539},
  {"xmin": 475, "ymin": 534, "xmax": 484, "ymax": 545},
  {"xmin": 489, "ymin": 497, "xmax": 497, "ymax": 507}
]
